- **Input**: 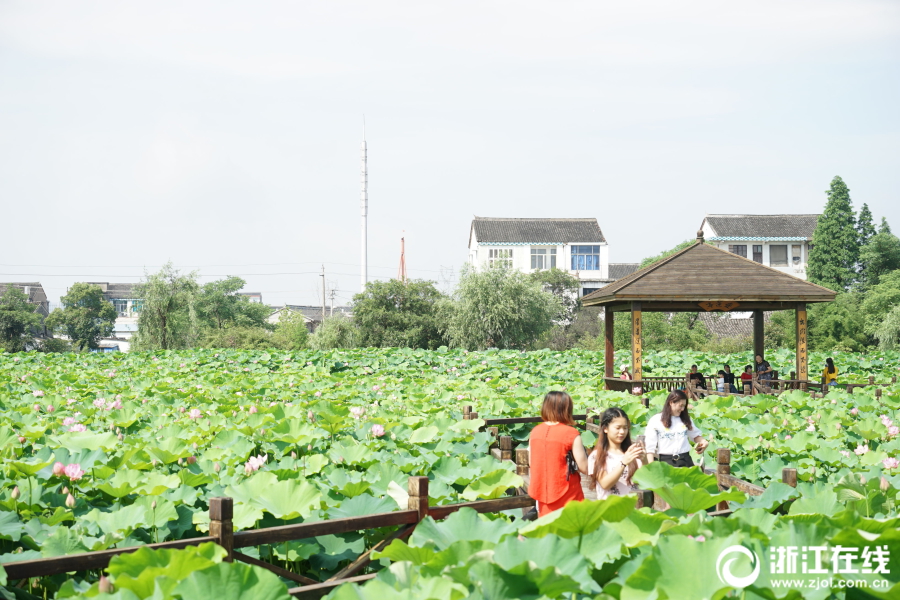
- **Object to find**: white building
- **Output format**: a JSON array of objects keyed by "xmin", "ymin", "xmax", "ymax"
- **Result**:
[
  {"xmin": 700, "ymin": 214, "xmax": 819, "ymax": 280},
  {"xmin": 467, "ymin": 217, "xmax": 638, "ymax": 297}
]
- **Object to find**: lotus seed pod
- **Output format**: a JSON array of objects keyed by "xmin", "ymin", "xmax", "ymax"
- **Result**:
[
  {"xmin": 18, "ymin": 436, "xmax": 26, "ymax": 444},
  {"xmin": 65, "ymin": 493, "xmax": 76, "ymax": 508},
  {"xmin": 186, "ymin": 456, "xmax": 197, "ymax": 465},
  {"xmin": 98, "ymin": 575, "xmax": 114, "ymax": 593},
  {"xmin": 11, "ymin": 486, "xmax": 20, "ymax": 500}
]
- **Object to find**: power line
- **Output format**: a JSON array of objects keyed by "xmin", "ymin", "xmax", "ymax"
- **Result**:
[{"xmin": 0, "ymin": 261, "xmax": 445, "ymax": 273}]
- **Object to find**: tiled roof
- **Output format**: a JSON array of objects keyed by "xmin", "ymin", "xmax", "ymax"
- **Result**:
[
  {"xmin": 699, "ymin": 312, "xmax": 770, "ymax": 340},
  {"xmin": 609, "ymin": 263, "xmax": 640, "ymax": 280},
  {"xmin": 0, "ymin": 282, "xmax": 48, "ymax": 305},
  {"xmin": 582, "ymin": 239, "xmax": 836, "ymax": 304},
  {"xmin": 85, "ymin": 282, "xmax": 140, "ymax": 300},
  {"xmin": 704, "ymin": 214, "xmax": 819, "ymax": 239},
  {"xmin": 471, "ymin": 217, "xmax": 606, "ymax": 244}
]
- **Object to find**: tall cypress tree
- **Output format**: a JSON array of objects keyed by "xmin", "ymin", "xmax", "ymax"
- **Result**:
[
  {"xmin": 807, "ymin": 176, "xmax": 859, "ymax": 291},
  {"xmin": 857, "ymin": 203, "xmax": 876, "ymax": 247},
  {"xmin": 880, "ymin": 217, "xmax": 892, "ymax": 235}
]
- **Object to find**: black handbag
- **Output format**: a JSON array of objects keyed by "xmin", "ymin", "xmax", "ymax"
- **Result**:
[{"xmin": 564, "ymin": 450, "xmax": 579, "ymax": 481}]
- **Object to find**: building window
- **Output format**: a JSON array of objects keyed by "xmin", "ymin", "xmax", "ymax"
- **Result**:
[
  {"xmin": 582, "ymin": 287, "xmax": 600, "ymax": 296},
  {"xmin": 792, "ymin": 244, "xmax": 802, "ymax": 265},
  {"xmin": 113, "ymin": 299, "xmax": 129, "ymax": 315},
  {"xmin": 488, "ymin": 248, "xmax": 513, "ymax": 269},
  {"xmin": 132, "ymin": 300, "xmax": 143, "ymax": 313},
  {"xmin": 728, "ymin": 245, "xmax": 747, "ymax": 258},
  {"xmin": 530, "ymin": 248, "xmax": 557, "ymax": 270},
  {"xmin": 752, "ymin": 245, "xmax": 763, "ymax": 263},
  {"xmin": 770, "ymin": 245, "xmax": 788, "ymax": 267},
  {"xmin": 571, "ymin": 245, "xmax": 601, "ymax": 270}
]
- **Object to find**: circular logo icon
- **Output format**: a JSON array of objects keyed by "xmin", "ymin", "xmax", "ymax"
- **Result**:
[{"xmin": 716, "ymin": 545, "xmax": 761, "ymax": 588}]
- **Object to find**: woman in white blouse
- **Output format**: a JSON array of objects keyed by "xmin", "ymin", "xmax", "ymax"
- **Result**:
[{"xmin": 644, "ymin": 390, "xmax": 709, "ymax": 467}]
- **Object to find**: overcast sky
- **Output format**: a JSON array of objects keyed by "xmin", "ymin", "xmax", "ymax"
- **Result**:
[{"xmin": 2, "ymin": 1, "xmax": 899, "ymax": 307}]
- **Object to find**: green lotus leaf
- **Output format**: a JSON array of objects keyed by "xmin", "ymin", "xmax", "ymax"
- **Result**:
[
  {"xmin": 460, "ymin": 469, "xmax": 523, "ymax": 501},
  {"xmin": 408, "ymin": 426, "xmax": 439, "ymax": 444},
  {"xmin": 410, "ymin": 508, "xmax": 517, "ymax": 549},
  {"xmin": 170, "ymin": 561, "xmax": 291, "ymax": 600},
  {"xmin": 372, "ymin": 539, "xmax": 436, "ymax": 565},
  {"xmin": 328, "ymin": 494, "xmax": 396, "ymax": 519},
  {"xmin": 788, "ymin": 487, "xmax": 841, "ymax": 516},
  {"xmin": 0, "ymin": 512, "xmax": 25, "ymax": 543},
  {"xmin": 8, "ymin": 457, "xmax": 54, "ymax": 476},
  {"xmin": 492, "ymin": 533, "xmax": 602, "ymax": 594},
  {"xmin": 739, "ymin": 482, "xmax": 801, "ymax": 511},
  {"xmin": 82, "ymin": 503, "xmax": 148, "ymax": 537},
  {"xmin": 227, "ymin": 472, "xmax": 321, "ymax": 519},
  {"xmin": 519, "ymin": 495, "xmax": 637, "ymax": 540},
  {"xmin": 468, "ymin": 558, "xmax": 584, "ymax": 599},
  {"xmin": 107, "ymin": 542, "xmax": 226, "ymax": 598},
  {"xmin": 312, "ymin": 533, "xmax": 365, "ymax": 571},
  {"xmin": 632, "ymin": 461, "xmax": 720, "ymax": 494},
  {"xmin": 96, "ymin": 469, "xmax": 146, "ymax": 498},
  {"xmin": 432, "ymin": 456, "xmax": 482, "ymax": 486},
  {"xmin": 40, "ymin": 525, "xmax": 89, "ymax": 557},
  {"xmin": 49, "ymin": 432, "xmax": 119, "ymax": 452}
]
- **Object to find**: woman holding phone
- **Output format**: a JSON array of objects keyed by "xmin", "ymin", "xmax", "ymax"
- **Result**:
[{"xmin": 644, "ymin": 390, "xmax": 708, "ymax": 467}]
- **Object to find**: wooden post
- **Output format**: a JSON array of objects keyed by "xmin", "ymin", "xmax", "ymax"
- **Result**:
[
  {"xmin": 209, "ymin": 497, "xmax": 234, "ymax": 562},
  {"xmin": 499, "ymin": 436, "xmax": 513, "ymax": 461},
  {"xmin": 604, "ymin": 306, "xmax": 614, "ymax": 381},
  {"xmin": 407, "ymin": 476, "xmax": 429, "ymax": 522},
  {"xmin": 469, "ymin": 411, "xmax": 478, "ymax": 420},
  {"xmin": 487, "ymin": 427, "xmax": 499, "ymax": 449},
  {"xmin": 790, "ymin": 371, "xmax": 796, "ymax": 380},
  {"xmin": 751, "ymin": 371, "xmax": 757, "ymax": 396},
  {"xmin": 753, "ymin": 309, "xmax": 765, "ymax": 362},
  {"xmin": 715, "ymin": 449, "xmax": 731, "ymax": 511},
  {"xmin": 892, "ymin": 377, "xmax": 897, "ymax": 384},
  {"xmin": 631, "ymin": 302, "xmax": 642, "ymax": 381},
  {"xmin": 782, "ymin": 468, "xmax": 797, "ymax": 488},
  {"xmin": 462, "ymin": 406, "xmax": 472, "ymax": 419},
  {"xmin": 869, "ymin": 376, "xmax": 875, "ymax": 385},
  {"xmin": 743, "ymin": 382, "xmax": 751, "ymax": 395},
  {"xmin": 795, "ymin": 303, "xmax": 808, "ymax": 382},
  {"xmin": 875, "ymin": 388, "xmax": 882, "ymax": 400},
  {"xmin": 642, "ymin": 397, "xmax": 649, "ymax": 408},
  {"xmin": 515, "ymin": 448, "xmax": 529, "ymax": 477}
]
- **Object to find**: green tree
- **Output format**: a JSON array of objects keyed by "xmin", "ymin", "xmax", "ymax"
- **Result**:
[
  {"xmin": 271, "ymin": 310, "xmax": 309, "ymax": 350},
  {"xmin": 442, "ymin": 266, "xmax": 560, "ymax": 350},
  {"xmin": 352, "ymin": 279, "xmax": 445, "ymax": 349},
  {"xmin": 640, "ymin": 240, "xmax": 694, "ymax": 268},
  {"xmin": 529, "ymin": 268, "xmax": 580, "ymax": 324},
  {"xmin": 612, "ymin": 312, "xmax": 710, "ymax": 352},
  {"xmin": 0, "ymin": 287, "xmax": 42, "ymax": 352},
  {"xmin": 858, "ymin": 231, "xmax": 900, "ymax": 289},
  {"xmin": 807, "ymin": 176, "xmax": 859, "ymax": 291},
  {"xmin": 45, "ymin": 283, "xmax": 117, "ymax": 350},
  {"xmin": 198, "ymin": 326, "xmax": 275, "ymax": 350},
  {"xmin": 807, "ymin": 292, "xmax": 869, "ymax": 351},
  {"xmin": 132, "ymin": 263, "xmax": 200, "ymax": 351},
  {"xmin": 196, "ymin": 276, "xmax": 271, "ymax": 331},
  {"xmin": 874, "ymin": 305, "xmax": 900, "ymax": 350},
  {"xmin": 880, "ymin": 217, "xmax": 892, "ymax": 235},
  {"xmin": 860, "ymin": 270, "xmax": 900, "ymax": 337},
  {"xmin": 857, "ymin": 203, "xmax": 876, "ymax": 247},
  {"xmin": 309, "ymin": 315, "xmax": 358, "ymax": 350}
]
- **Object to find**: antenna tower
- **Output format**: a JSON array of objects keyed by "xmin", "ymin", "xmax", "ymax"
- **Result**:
[
  {"xmin": 360, "ymin": 117, "xmax": 368, "ymax": 292},
  {"xmin": 397, "ymin": 235, "xmax": 407, "ymax": 284}
]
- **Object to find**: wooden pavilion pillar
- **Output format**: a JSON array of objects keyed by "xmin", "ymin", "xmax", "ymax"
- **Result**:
[
  {"xmin": 631, "ymin": 302, "xmax": 642, "ymax": 381},
  {"xmin": 753, "ymin": 310, "xmax": 765, "ymax": 359},
  {"xmin": 604, "ymin": 306, "xmax": 614, "ymax": 379},
  {"xmin": 795, "ymin": 303, "xmax": 808, "ymax": 381}
]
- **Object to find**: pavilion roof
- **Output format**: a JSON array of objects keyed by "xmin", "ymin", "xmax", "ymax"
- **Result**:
[{"xmin": 581, "ymin": 236, "xmax": 837, "ymax": 306}]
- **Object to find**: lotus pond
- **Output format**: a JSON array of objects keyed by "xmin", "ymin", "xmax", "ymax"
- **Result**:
[{"xmin": 1, "ymin": 348, "xmax": 899, "ymax": 599}]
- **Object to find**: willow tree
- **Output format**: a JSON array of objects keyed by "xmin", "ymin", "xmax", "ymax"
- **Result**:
[{"xmin": 132, "ymin": 263, "xmax": 199, "ymax": 351}]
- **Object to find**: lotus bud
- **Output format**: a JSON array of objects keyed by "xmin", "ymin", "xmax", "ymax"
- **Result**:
[
  {"xmin": 291, "ymin": 451, "xmax": 297, "ymax": 460},
  {"xmin": 33, "ymin": 404, "xmax": 40, "ymax": 411},
  {"xmin": 307, "ymin": 444, "xmax": 312, "ymax": 452},
  {"xmin": 62, "ymin": 486, "xmax": 69, "ymax": 495},
  {"xmin": 810, "ymin": 466, "xmax": 816, "ymax": 475},
  {"xmin": 214, "ymin": 462, "xmax": 221, "ymax": 473},
  {"xmin": 65, "ymin": 493, "xmax": 76, "ymax": 508},
  {"xmin": 249, "ymin": 406, "xmax": 258, "ymax": 414},
  {"xmin": 116, "ymin": 428, "xmax": 121, "ymax": 434},
  {"xmin": 11, "ymin": 486, "xmax": 20, "ymax": 500},
  {"xmin": 186, "ymin": 456, "xmax": 196, "ymax": 465},
  {"xmin": 53, "ymin": 462, "xmax": 65, "ymax": 476},
  {"xmin": 151, "ymin": 500, "xmax": 157, "ymax": 510},
  {"xmin": 192, "ymin": 442, "xmax": 198, "ymax": 450},
  {"xmin": 110, "ymin": 423, "xmax": 116, "ymax": 431},
  {"xmin": 47, "ymin": 405, "xmax": 55, "ymax": 413},
  {"xmin": 178, "ymin": 457, "xmax": 185, "ymax": 466},
  {"xmin": 259, "ymin": 429, "xmax": 265, "ymax": 436},
  {"xmin": 98, "ymin": 575, "xmax": 114, "ymax": 593},
  {"xmin": 881, "ymin": 476, "xmax": 891, "ymax": 492},
  {"xmin": 782, "ymin": 419, "xmax": 789, "ymax": 427},
  {"xmin": 151, "ymin": 459, "xmax": 158, "ymax": 467},
  {"xmin": 118, "ymin": 433, "xmax": 124, "ymax": 441},
  {"xmin": 18, "ymin": 436, "xmax": 26, "ymax": 444},
  {"xmin": 860, "ymin": 476, "xmax": 867, "ymax": 485}
]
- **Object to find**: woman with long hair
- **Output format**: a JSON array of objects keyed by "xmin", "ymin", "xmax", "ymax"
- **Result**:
[
  {"xmin": 528, "ymin": 391, "xmax": 588, "ymax": 517},
  {"xmin": 588, "ymin": 407, "xmax": 644, "ymax": 499},
  {"xmin": 823, "ymin": 357, "xmax": 838, "ymax": 388},
  {"xmin": 644, "ymin": 390, "xmax": 708, "ymax": 467}
]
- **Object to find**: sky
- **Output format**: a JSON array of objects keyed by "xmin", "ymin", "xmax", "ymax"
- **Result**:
[{"xmin": 2, "ymin": 1, "xmax": 899, "ymax": 307}]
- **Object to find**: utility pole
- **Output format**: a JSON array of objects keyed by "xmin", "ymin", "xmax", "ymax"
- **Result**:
[
  {"xmin": 328, "ymin": 289, "xmax": 337, "ymax": 316},
  {"xmin": 320, "ymin": 265, "xmax": 326, "ymax": 324},
  {"xmin": 360, "ymin": 117, "xmax": 368, "ymax": 292},
  {"xmin": 397, "ymin": 235, "xmax": 407, "ymax": 284}
]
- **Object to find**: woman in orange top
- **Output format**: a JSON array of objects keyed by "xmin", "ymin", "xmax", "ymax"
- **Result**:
[{"xmin": 528, "ymin": 391, "xmax": 589, "ymax": 517}]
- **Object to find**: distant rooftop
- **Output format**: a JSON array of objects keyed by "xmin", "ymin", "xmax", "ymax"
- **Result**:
[
  {"xmin": 608, "ymin": 263, "xmax": 640, "ymax": 280},
  {"xmin": 703, "ymin": 214, "xmax": 819, "ymax": 240},
  {"xmin": 470, "ymin": 217, "xmax": 606, "ymax": 244}
]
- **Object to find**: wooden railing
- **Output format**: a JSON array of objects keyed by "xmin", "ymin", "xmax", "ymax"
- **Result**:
[{"xmin": 2, "ymin": 477, "xmax": 534, "ymax": 599}]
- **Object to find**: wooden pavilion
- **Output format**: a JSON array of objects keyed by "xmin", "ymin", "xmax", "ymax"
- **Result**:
[{"xmin": 581, "ymin": 230, "xmax": 836, "ymax": 389}]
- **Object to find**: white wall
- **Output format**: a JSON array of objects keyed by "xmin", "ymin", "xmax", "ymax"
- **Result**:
[{"xmin": 712, "ymin": 241, "xmax": 808, "ymax": 279}]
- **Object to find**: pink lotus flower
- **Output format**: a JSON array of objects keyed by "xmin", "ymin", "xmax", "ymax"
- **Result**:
[
  {"xmin": 882, "ymin": 457, "xmax": 899, "ymax": 470},
  {"xmin": 106, "ymin": 399, "xmax": 122, "ymax": 410},
  {"xmin": 32, "ymin": 390, "xmax": 44, "ymax": 397},
  {"xmin": 372, "ymin": 385, "xmax": 380, "ymax": 391},
  {"xmin": 785, "ymin": 435, "xmax": 792, "ymax": 440},
  {"xmin": 248, "ymin": 406, "xmax": 258, "ymax": 414},
  {"xmin": 93, "ymin": 399, "xmax": 105, "ymax": 408},
  {"xmin": 64, "ymin": 464, "xmax": 84, "ymax": 481},
  {"xmin": 855, "ymin": 444, "xmax": 869, "ymax": 456},
  {"xmin": 52, "ymin": 462, "xmax": 65, "ymax": 476},
  {"xmin": 62, "ymin": 417, "xmax": 76, "ymax": 426},
  {"xmin": 33, "ymin": 404, "xmax": 41, "ymax": 412},
  {"xmin": 687, "ymin": 535, "xmax": 706, "ymax": 542},
  {"xmin": 831, "ymin": 399, "xmax": 837, "ymax": 405},
  {"xmin": 314, "ymin": 391, "xmax": 322, "ymax": 397},
  {"xmin": 371, "ymin": 424, "xmax": 385, "ymax": 437},
  {"xmin": 68, "ymin": 424, "xmax": 87, "ymax": 433},
  {"xmin": 840, "ymin": 450, "xmax": 851, "ymax": 458},
  {"xmin": 350, "ymin": 407, "xmax": 366, "ymax": 419},
  {"xmin": 890, "ymin": 426, "xmax": 900, "ymax": 437},
  {"xmin": 851, "ymin": 408, "xmax": 859, "ymax": 416},
  {"xmin": 245, "ymin": 454, "xmax": 266, "ymax": 473},
  {"xmin": 188, "ymin": 409, "xmax": 202, "ymax": 419},
  {"xmin": 67, "ymin": 399, "xmax": 77, "ymax": 405}
]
